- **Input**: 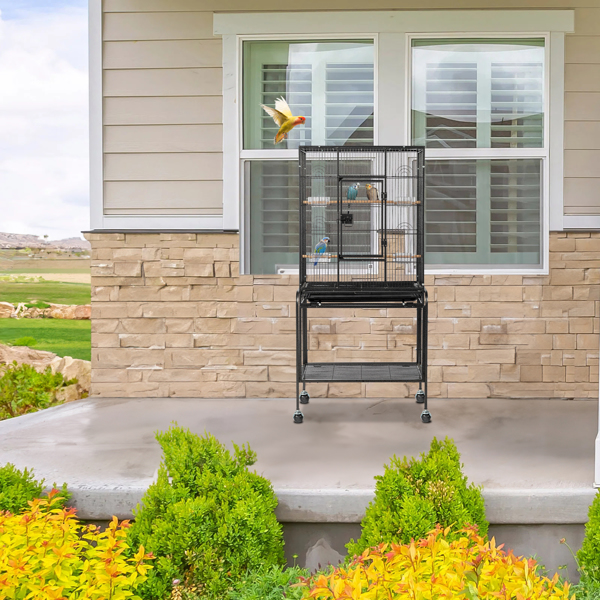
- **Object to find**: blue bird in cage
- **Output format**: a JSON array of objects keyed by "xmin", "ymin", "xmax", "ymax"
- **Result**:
[
  {"xmin": 313, "ymin": 237, "xmax": 330, "ymax": 266},
  {"xmin": 347, "ymin": 183, "xmax": 359, "ymax": 201}
]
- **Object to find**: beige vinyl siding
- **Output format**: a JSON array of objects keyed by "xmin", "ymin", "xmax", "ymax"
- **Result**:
[
  {"xmin": 565, "ymin": 122, "xmax": 600, "ymax": 149},
  {"xmin": 564, "ymin": 93, "xmax": 600, "ymax": 120},
  {"xmin": 104, "ymin": 40, "xmax": 222, "ymax": 70},
  {"xmin": 104, "ymin": 69, "xmax": 222, "ymax": 98},
  {"xmin": 103, "ymin": 12, "xmax": 215, "ymax": 40},
  {"xmin": 104, "ymin": 97, "xmax": 222, "ymax": 126},
  {"xmin": 102, "ymin": 8, "xmax": 220, "ymax": 216},
  {"xmin": 564, "ymin": 9, "xmax": 600, "ymax": 215},
  {"xmin": 104, "ymin": 153, "xmax": 223, "ymax": 181},
  {"xmin": 104, "ymin": 125, "xmax": 222, "ymax": 153},
  {"xmin": 103, "ymin": 1, "xmax": 600, "ymax": 219},
  {"xmin": 104, "ymin": 181, "xmax": 223, "ymax": 215}
]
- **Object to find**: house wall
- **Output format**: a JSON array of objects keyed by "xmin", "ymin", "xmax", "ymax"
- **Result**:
[
  {"xmin": 101, "ymin": 0, "xmax": 600, "ymax": 217},
  {"xmin": 86, "ymin": 231, "xmax": 598, "ymax": 398},
  {"xmin": 92, "ymin": 0, "xmax": 600, "ymax": 399}
]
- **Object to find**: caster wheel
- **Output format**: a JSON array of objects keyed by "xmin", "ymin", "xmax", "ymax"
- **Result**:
[
  {"xmin": 299, "ymin": 391, "xmax": 310, "ymax": 405},
  {"xmin": 293, "ymin": 411, "xmax": 304, "ymax": 424},
  {"xmin": 420, "ymin": 410, "xmax": 432, "ymax": 424},
  {"xmin": 415, "ymin": 391, "xmax": 425, "ymax": 404}
]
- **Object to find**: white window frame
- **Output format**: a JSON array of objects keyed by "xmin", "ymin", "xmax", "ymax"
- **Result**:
[
  {"xmin": 408, "ymin": 33, "xmax": 550, "ymax": 272},
  {"xmin": 239, "ymin": 34, "xmax": 379, "ymax": 274},
  {"xmin": 214, "ymin": 10, "xmax": 574, "ymax": 275}
]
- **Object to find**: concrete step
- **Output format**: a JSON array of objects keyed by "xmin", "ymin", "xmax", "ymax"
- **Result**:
[{"xmin": 0, "ymin": 396, "xmax": 596, "ymax": 576}]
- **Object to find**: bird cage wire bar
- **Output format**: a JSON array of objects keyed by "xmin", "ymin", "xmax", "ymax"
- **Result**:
[
  {"xmin": 299, "ymin": 146, "xmax": 425, "ymax": 290},
  {"xmin": 294, "ymin": 146, "xmax": 430, "ymax": 425}
]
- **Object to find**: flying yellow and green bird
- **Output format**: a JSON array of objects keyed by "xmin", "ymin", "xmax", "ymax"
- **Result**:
[{"xmin": 261, "ymin": 97, "xmax": 306, "ymax": 144}]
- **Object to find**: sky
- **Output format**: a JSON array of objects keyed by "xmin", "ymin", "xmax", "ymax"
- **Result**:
[{"xmin": 0, "ymin": 0, "xmax": 89, "ymax": 241}]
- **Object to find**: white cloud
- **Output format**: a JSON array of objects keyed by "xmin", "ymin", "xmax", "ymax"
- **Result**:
[{"xmin": 0, "ymin": 5, "xmax": 88, "ymax": 240}]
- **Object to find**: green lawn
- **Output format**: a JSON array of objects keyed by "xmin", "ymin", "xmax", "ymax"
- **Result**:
[
  {"xmin": 0, "ymin": 280, "xmax": 90, "ymax": 305},
  {"xmin": 0, "ymin": 320, "xmax": 91, "ymax": 361}
]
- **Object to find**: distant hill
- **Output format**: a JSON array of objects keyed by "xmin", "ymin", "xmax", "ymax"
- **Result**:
[{"xmin": 0, "ymin": 232, "xmax": 91, "ymax": 250}]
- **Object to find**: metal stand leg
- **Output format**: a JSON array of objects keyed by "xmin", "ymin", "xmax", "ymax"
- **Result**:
[
  {"xmin": 299, "ymin": 303, "xmax": 310, "ymax": 405},
  {"xmin": 420, "ymin": 291, "xmax": 431, "ymax": 424},
  {"xmin": 415, "ymin": 298, "xmax": 425, "ymax": 404},
  {"xmin": 293, "ymin": 291, "xmax": 304, "ymax": 423}
]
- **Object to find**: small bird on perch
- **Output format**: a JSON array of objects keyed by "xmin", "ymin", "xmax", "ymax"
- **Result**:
[
  {"xmin": 313, "ymin": 237, "xmax": 330, "ymax": 266},
  {"xmin": 261, "ymin": 97, "xmax": 306, "ymax": 144},
  {"xmin": 366, "ymin": 184, "xmax": 379, "ymax": 203},
  {"xmin": 347, "ymin": 183, "xmax": 359, "ymax": 201}
]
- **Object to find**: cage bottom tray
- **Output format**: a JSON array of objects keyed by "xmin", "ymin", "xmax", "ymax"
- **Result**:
[{"xmin": 303, "ymin": 362, "xmax": 422, "ymax": 382}]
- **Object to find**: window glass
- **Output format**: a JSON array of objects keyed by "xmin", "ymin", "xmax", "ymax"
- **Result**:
[
  {"xmin": 425, "ymin": 158, "xmax": 542, "ymax": 266},
  {"xmin": 412, "ymin": 39, "xmax": 545, "ymax": 149},
  {"xmin": 243, "ymin": 40, "xmax": 374, "ymax": 149},
  {"xmin": 248, "ymin": 161, "xmax": 299, "ymax": 274}
]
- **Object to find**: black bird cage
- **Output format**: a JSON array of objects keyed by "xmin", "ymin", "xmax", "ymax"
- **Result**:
[{"xmin": 294, "ymin": 146, "xmax": 431, "ymax": 424}]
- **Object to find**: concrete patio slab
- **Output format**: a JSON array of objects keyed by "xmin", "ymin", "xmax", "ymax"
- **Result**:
[
  {"xmin": 0, "ymin": 396, "xmax": 597, "ymax": 575},
  {"xmin": 0, "ymin": 396, "xmax": 596, "ymax": 519}
]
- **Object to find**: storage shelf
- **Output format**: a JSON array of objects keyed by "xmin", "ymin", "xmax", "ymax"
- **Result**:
[{"xmin": 303, "ymin": 362, "xmax": 422, "ymax": 383}]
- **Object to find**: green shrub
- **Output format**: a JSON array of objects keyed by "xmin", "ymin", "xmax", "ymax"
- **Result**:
[
  {"xmin": 570, "ymin": 575, "xmax": 600, "ymax": 600},
  {"xmin": 0, "ymin": 361, "xmax": 75, "ymax": 420},
  {"xmin": 0, "ymin": 462, "xmax": 69, "ymax": 514},
  {"xmin": 172, "ymin": 565, "xmax": 309, "ymax": 600},
  {"xmin": 12, "ymin": 336, "xmax": 37, "ymax": 347},
  {"xmin": 346, "ymin": 437, "xmax": 488, "ymax": 556},
  {"xmin": 24, "ymin": 302, "xmax": 51, "ymax": 310},
  {"xmin": 227, "ymin": 565, "xmax": 309, "ymax": 600},
  {"xmin": 578, "ymin": 490, "xmax": 600, "ymax": 582},
  {"xmin": 127, "ymin": 425, "xmax": 285, "ymax": 600}
]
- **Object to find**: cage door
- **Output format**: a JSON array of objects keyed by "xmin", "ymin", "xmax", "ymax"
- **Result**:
[{"xmin": 337, "ymin": 178, "xmax": 385, "ymax": 261}]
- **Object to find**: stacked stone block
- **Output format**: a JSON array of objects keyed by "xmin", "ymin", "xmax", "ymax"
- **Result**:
[{"xmin": 86, "ymin": 231, "xmax": 599, "ymax": 399}]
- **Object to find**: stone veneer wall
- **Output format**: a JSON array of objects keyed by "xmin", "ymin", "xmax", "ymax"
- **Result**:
[{"xmin": 85, "ymin": 231, "xmax": 599, "ymax": 399}]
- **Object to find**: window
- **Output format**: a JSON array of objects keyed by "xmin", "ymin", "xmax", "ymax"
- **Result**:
[
  {"xmin": 242, "ymin": 40, "xmax": 375, "ymax": 273},
  {"xmin": 215, "ymin": 11, "xmax": 571, "ymax": 274},
  {"xmin": 412, "ymin": 39, "xmax": 545, "ymax": 268}
]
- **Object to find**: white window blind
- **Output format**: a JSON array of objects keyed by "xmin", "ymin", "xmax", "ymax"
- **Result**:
[
  {"xmin": 243, "ymin": 40, "xmax": 375, "ymax": 273},
  {"xmin": 490, "ymin": 159, "xmax": 541, "ymax": 256},
  {"xmin": 260, "ymin": 63, "xmax": 313, "ymax": 148},
  {"xmin": 413, "ymin": 39, "xmax": 545, "ymax": 268},
  {"xmin": 257, "ymin": 61, "xmax": 375, "ymax": 147},
  {"xmin": 419, "ymin": 62, "xmax": 478, "ymax": 148},
  {"xmin": 325, "ymin": 63, "xmax": 374, "ymax": 145},
  {"xmin": 425, "ymin": 159, "xmax": 541, "ymax": 264},
  {"xmin": 425, "ymin": 160, "xmax": 477, "ymax": 253},
  {"xmin": 490, "ymin": 61, "xmax": 544, "ymax": 149},
  {"xmin": 248, "ymin": 161, "xmax": 299, "ymax": 271},
  {"xmin": 244, "ymin": 40, "xmax": 374, "ymax": 150},
  {"xmin": 413, "ymin": 39, "xmax": 545, "ymax": 149}
]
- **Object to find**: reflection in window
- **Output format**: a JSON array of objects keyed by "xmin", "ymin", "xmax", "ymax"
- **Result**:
[
  {"xmin": 243, "ymin": 40, "xmax": 374, "ymax": 149},
  {"xmin": 412, "ymin": 39, "xmax": 545, "ymax": 149},
  {"xmin": 248, "ymin": 161, "xmax": 299, "ymax": 274},
  {"xmin": 425, "ymin": 159, "xmax": 541, "ymax": 266}
]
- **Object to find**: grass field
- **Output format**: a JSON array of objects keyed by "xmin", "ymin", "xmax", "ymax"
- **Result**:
[
  {"xmin": 0, "ymin": 280, "xmax": 91, "ymax": 305},
  {"xmin": 0, "ymin": 320, "xmax": 91, "ymax": 361},
  {"xmin": 0, "ymin": 252, "xmax": 92, "ymax": 361}
]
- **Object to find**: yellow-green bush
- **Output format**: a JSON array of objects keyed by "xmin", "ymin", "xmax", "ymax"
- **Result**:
[
  {"xmin": 347, "ymin": 437, "xmax": 487, "ymax": 557},
  {"xmin": 578, "ymin": 489, "xmax": 600, "ymax": 583},
  {"xmin": 0, "ymin": 488, "xmax": 153, "ymax": 599},
  {"xmin": 299, "ymin": 526, "xmax": 572, "ymax": 600}
]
